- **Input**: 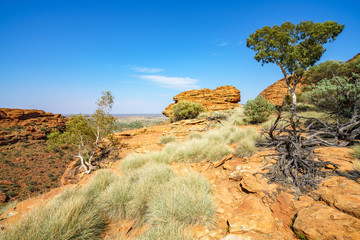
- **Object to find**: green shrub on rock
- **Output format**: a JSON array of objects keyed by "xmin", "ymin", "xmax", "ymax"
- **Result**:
[
  {"xmin": 170, "ymin": 101, "xmax": 206, "ymax": 122},
  {"xmin": 244, "ymin": 95, "xmax": 275, "ymax": 124}
]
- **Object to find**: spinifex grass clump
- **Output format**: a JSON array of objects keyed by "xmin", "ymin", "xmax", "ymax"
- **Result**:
[
  {"xmin": 0, "ymin": 170, "xmax": 119, "ymax": 240},
  {"xmin": 120, "ymin": 124, "xmax": 259, "ymax": 171},
  {"xmin": 158, "ymin": 135, "xmax": 177, "ymax": 144}
]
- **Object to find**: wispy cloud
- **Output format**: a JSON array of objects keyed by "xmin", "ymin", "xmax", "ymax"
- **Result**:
[
  {"xmin": 128, "ymin": 65, "xmax": 164, "ymax": 73},
  {"xmin": 218, "ymin": 41, "xmax": 229, "ymax": 47},
  {"xmin": 137, "ymin": 75, "xmax": 200, "ymax": 90},
  {"xmin": 236, "ymin": 41, "xmax": 243, "ymax": 46}
]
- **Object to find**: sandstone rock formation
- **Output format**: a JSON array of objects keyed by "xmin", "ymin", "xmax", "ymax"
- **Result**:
[
  {"xmin": 162, "ymin": 85, "xmax": 240, "ymax": 117},
  {"xmin": 259, "ymin": 78, "xmax": 303, "ymax": 106},
  {"xmin": 0, "ymin": 108, "xmax": 67, "ymax": 145},
  {"xmin": 259, "ymin": 53, "xmax": 360, "ymax": 106}
]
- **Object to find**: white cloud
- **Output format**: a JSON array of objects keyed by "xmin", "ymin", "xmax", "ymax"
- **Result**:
[
  {"xmin": 130, "ymin": 66, "xmax": 164, "ymax": 73},
  {"xmin": 138, "ymin": 75, "xmax": 200, "ymax": 90},
  {"xmin": 218, "ymin": 41, "xmax": 229, "ymax": 47},
  {"xmin": 236, "ymin": 41, "xmax": 243, "ymax": 46}
]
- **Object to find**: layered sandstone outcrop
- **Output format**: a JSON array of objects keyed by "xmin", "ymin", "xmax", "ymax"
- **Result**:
[
  {"xmin": 259, "ymin": 78, "xmax": 303, "ymax": 106},
  {"xmin": 259, "ymin": 53, "xmax": 360, "ymax": 106},
  {"xmin": 0, "ymin": 108, "xmax": 67, "ymax": 145},
  {"xmin": 162, "ymin": 85, "xmax": 240, "ymax": 117}
]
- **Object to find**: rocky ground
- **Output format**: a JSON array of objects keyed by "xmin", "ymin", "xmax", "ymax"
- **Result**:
[{"xmin": 1, "ymin": 119, "xmax": 360, "ymax": 239}]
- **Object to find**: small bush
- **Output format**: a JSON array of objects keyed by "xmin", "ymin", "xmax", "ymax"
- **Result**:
[
  {"xmin": 244, "ymin": 95, "xmax": 275, "ymax": 124},
  {"xmin": 170, "ymin": 101, "xmax": 206, "ymax": 122},
  {"xmin": 158, "ymin": 135, "xmax": 176, "ymax": 144}
]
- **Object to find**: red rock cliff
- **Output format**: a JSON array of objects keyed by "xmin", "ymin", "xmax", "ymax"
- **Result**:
[
  {"xmin": 0, "ymin": 108, "xmax": 67, "ymax": 146},
  {"xmin": 162, "ymin": 85, "xmax": 240, "ymax": 117}
]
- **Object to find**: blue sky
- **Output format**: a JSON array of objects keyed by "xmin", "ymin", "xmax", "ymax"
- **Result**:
[{"xmin": 1, "ymin": 0, "xmax": 359, "ymax": 114}]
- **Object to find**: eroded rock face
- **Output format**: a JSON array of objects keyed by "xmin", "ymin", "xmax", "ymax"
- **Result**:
[
  {"xmin": 0, "ymin": 108, "xmax": 67, "ymax": 145},
  {"xmin": 259, "ymin": 78, "xmax": 303, "ymax": 106},
  {"xmin": 162, "ymin": 86, "xmax": 240, "ymax": 117}
]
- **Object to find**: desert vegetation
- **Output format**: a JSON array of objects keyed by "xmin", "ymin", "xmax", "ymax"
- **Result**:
[
  {"xmin": 169, "ymin": 101, "xmax": 206, "ymax": 122},
  {"xmin": 1, "ymin": 19, "xmax": 360, "ymax": 240},
  {"xmin": 243, "ymin": 95, "xmax": 275, "ymax": 124},
  {"xmin": 1, "ymin": 103, "xmax": 263, "ymax": 239},
  {"xmin": 47, "ymin": 91, "xmax": 117, "ymax": 174}
]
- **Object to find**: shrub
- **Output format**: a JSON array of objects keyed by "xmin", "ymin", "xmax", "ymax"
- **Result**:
[
  {"xmin": 244, "ymin": 95, "xmax": 275, "ymax": 124},
  {"xmin": 158, "ymin": 135, "xmax": 176, "ymax": 144},
  {"xmin": 304, "ymin": 75, "xmax": 360, "ymax": 119},
  {"xmin": 170, "ymin": 101, "xmax": 206, "ymax": 122}
]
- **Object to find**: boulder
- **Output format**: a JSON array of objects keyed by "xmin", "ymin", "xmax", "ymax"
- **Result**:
[
  {"xmin": 293, "ymin": 204, "xmax": 360, "ymax": 240},
  {"xmin": 162, "ymin": 86, "xmax": 240, "ymax": 117}
]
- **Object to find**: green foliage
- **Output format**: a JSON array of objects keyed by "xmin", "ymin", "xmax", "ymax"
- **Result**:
[
  {"xmin": 170, "ymin": 101, "xmax": 206, "ymax": 122},
  {"xmin": 247, "ymin": 20, "xmax": 344, "ymax": 108},
  {"xmin": 244, "ymin": 95, "xmax": 275, "ymax": 124},
  {"xmin": 303, "ymin": 58, "xmax": 360, "ymax": 85},
  {"xmin": 304, "ymin": 74, "xmax": 360, "ymax": 119},
  {"xmin": 47, "ymin": 91, "xmax": 116, "ymax": 173},
  {"xmin": 246, "ymin": 21, "xmax": 344, "ymax": 77}
]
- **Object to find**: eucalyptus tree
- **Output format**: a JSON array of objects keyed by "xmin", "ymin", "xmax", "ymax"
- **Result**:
[
  {"xmin": 247, "ymin": 21, "xmax": 344, "ymax": 110},
  {"xmin": 48, "ymin": 91, "xmax": 116, "ymax": 174}
]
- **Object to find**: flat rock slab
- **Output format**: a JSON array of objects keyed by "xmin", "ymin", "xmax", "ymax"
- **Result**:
[
  {"xmin": 316, "ymin": 176, "xmax": 360, "ymax": 219},
  {"xmin": 228, "ymin": 195, "xmax": 275, "ymax": 234},
  {"xmin": 293, "ymin": 204, "xmax": 360, "ymax": 240}
]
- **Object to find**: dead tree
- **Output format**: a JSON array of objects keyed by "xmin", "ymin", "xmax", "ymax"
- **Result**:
[{"xmin": 260, "ymin": 105, "xmax": 360, "ymax": 192}]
